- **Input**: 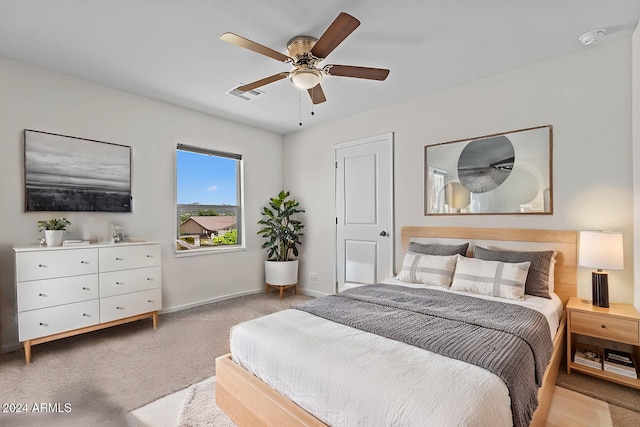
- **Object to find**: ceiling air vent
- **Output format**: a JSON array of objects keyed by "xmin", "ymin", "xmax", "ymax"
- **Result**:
[{"xmin": 226, "ymin": 85, "xmax": 263, "ymax": 101}]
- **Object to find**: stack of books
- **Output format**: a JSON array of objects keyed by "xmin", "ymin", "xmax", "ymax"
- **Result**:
[
  {"xmin": 574, "ymin": 347, "xmax": 602, "ymax": 370},
  {"xmin": 603, "ymin": 349, "xmax": 638, "ymax": 379}
]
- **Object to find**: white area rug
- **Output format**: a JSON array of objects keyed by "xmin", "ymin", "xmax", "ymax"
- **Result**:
[
  {"xmin": 129, "ymin": 376, "xmax": 235, "ymax": 427},
  {"xmin": 178, "ymin": 376, "xmax": 235, "ymax": 426}
]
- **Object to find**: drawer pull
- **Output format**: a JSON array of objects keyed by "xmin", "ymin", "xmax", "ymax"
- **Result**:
[
  {"xmin": 39, "ymin": 322, "xmax": 47, "ymax": 326},
  {"xmin": 38, "ymin": 293, "xmax": 46, "ymax": 297},
  {"xmin": 115, "ymin": 257, "xmax": 123, "ymax": 261},
  {"xmin": 38, "ymin": 264, "xmax": 46, "ymax": 268},
  {"xmin": 83, "ymin": 313, "xmax": 90, "ymax": 317},
  {"xmin": 146, "ymin": 255, "xmax": 152, "ymax": 258},
  {"xmin": 146, "ymin": 277, "xmax": 152, "ymax": 281},
  {"xmin": 148, "ymin": 300, "xmax": 153, "ymax": 303},
  {"xmin": 82, "ymin": 287, "xmax": 90, "ymax": 290},
  {"xmin": 601, "ymin": 324, "xmax": 606, "ymax": 329},
  {"xmin": 80, "ymin": 260, "xmax": 88, "ymax": 264},
  {"xmin": 116, "ymin": 306, "xmax": 124, "ymax": 310},
  {"xmin": 116, "ymin": 282, "xmax": 124, "ymax": 285}
]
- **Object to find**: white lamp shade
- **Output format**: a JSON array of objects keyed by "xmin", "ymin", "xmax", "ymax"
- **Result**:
[{"xmin": 578, "ymin": 231, "xmax": 624, "ymax": 270}]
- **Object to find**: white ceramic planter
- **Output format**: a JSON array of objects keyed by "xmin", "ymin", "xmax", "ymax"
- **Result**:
[
  {"xmin": 44, "ymin": 230, "xmax": 64, "ymax": 247},
  {"xmin": 264, "ymin": 259, "xmax": 299, "ymax": 285}
]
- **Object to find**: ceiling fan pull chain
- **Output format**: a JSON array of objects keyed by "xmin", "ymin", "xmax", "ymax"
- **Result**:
[
  {"xmin": 298, "ymin": 90, "xmax": 303, "ymax": 127},
  {"xmin": 310, "ymin": 87, "xmax": 315, "ymax": 116}
]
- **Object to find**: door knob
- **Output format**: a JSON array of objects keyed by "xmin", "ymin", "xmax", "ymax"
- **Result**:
[{"xmin": 380, "ymin": 231, "xmax": 388, "ymax": 236}]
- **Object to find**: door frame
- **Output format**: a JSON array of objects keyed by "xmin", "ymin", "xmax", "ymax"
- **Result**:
[{"xmin": 333, "ymin": 132, "xmax": 395, "ymax": 294}]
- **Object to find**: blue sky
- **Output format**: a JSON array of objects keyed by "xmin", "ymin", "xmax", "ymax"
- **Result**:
[{"xmin": 177, "ymin": 150, "xmax": 237, "ymax": 205}]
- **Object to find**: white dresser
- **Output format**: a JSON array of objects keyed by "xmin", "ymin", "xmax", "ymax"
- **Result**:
[{"xmin": 14, "ymin": 242, "xmax": 162, "ymax": 363}]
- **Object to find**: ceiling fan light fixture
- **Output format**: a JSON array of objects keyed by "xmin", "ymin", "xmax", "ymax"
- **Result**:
[{"xmin": 289, "ymin": 68, "xmax": 323, "ymax": 90}]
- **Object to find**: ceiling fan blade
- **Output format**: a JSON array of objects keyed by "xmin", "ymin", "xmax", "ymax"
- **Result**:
[
  {"xmin": 220, "ymin": 32, "xmax": 291, "ymax": 63},
  {"xmin": 325, "ymin": 65, "xmax": 390, "ymax": 81},
  {"xmin": 238, "ymin": 73, "xmax": 289, "ymax": 92},
  {"xmin": 307, "ymin": 84, "xmax": 327, "ymax": 104},
  {"xmin": 310, "ymin": 12, "xmax": 360, "ymax": 59}
]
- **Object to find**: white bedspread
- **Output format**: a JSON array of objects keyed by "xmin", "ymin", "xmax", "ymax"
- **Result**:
[{"xmin": 230, "ymin": 284, "xmax": 562, "ymax": 427}]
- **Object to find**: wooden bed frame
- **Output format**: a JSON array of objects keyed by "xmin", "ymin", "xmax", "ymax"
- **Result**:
[{"xmin": 216, "ymin": 226, "xmax": 578, "ymax": 427}]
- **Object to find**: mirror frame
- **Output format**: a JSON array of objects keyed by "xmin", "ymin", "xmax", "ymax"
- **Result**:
[{"xmin": 424, "ymin": 125, "xmax": 553, "ymax": 216}]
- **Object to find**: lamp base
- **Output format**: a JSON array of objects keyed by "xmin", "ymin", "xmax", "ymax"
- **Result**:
[{"xmin": 592, "ymin": 272, "xmax": 609, "ymax": 308}]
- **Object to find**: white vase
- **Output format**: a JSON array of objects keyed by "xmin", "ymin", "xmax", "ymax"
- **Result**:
[
  {"xmin": 44, "ymin": 230, "xmax": 64, "ymax": 247},
  {"xmin": 264, "ymin": 259, "xmax": 299, "ymax": 285}
]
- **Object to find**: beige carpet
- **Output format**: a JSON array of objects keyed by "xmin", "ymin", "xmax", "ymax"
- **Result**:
[{"xmin": 0, "ymin": 292, "xmax": 310, "ymax": 427}]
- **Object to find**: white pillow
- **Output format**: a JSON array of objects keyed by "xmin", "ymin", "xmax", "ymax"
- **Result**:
[
  {"xmin": 451, "ymin": 255, "xmax": 530, "ymax": 300},
  {"xmin": 397, "ymin": 252, "xmax": 457, "ymax": 287}
]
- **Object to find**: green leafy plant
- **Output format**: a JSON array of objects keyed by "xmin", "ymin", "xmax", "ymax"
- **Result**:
[
  {"xmin": 212, "ymin": 229, "xmax": 237, "ymax": 245},
  {"xmin": 37, "ymin": 218, "xmax": 71, "ymax": 232},
  {"xmin": 257, "ymin": 191, "xmax": 305, "ymax": 261}
]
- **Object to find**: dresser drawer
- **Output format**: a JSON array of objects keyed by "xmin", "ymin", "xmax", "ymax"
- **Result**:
[
  {"xmin": 18, "ymin": 300, "xmax": 100, "ymax": 341},
  {"xmin": 17, "ymin": 274, "xmax": 99, "ymax": 311},
  {"xmin": 16, "ymin": 248, "xmax": 98, "ymax": 282},
  {"xmin": 99, "ymin": 266, "xmax": 161, "ymax": 298},
  {"xmin": 100, "ymin": 288, "xmax": 162, "ymax": 323},
  {"xmin": 99, "ymin": 244, "xmax": 161, "ymax": 272},
  {"xmin": 571, "ymin": 310, "xmax": 640, "ymax": 344}
]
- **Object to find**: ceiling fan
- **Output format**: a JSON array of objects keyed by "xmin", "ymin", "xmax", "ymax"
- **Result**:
[{"xmin": 220, "ymin": 12, "xmax": 390, "ymax": 104}]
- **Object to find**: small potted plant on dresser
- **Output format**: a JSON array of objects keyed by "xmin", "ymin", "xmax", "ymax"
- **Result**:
[
  {"xmin": 38, "ymin": 217, "xmax": 71, "ymax": 247},
  {"xmin": 257, "ymin": 191, "xmax": 305, "ymax": 298}
]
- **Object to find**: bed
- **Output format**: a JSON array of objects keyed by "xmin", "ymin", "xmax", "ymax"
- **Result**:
[{"xmin": 216, "ymin": 226, "xmax": 577, "ymax": 426}]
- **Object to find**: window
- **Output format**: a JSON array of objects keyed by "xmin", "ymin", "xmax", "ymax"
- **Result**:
[
  {"xmin": 176, "ymin": 144, "xmax": 243, "ymax": 253},
  {"xmin": 427, "ymin": 166, "xmax": 447, "ymax": 214}
]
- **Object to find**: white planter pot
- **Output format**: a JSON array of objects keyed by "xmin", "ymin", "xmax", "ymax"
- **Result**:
[
  {"xmin": 44, "ymin": 230, "xmax": 64, "ymax": 247},
  {"xmin": 265, "ymin": 259, "xmax": 299, "ymax": 286}
]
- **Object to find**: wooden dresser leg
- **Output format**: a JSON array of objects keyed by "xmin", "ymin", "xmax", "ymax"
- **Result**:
[
  {"xmin": 152, "ymin": 311, "xmax": 158, "ymax": 329},
  {"xmin": 279, "ymin": 286, "xmax": 284, "ymax": 299},
  {"xmin": 265, "ymin": 283, "xmax": 270, "ymax": 294},
  {"xmin": 24, "ymin": 341, "xmax": 32, "ymax": 364}
]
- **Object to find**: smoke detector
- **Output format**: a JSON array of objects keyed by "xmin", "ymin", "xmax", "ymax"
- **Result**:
[{"xmin": 579, "ymin": 29, "xmax": 606, "ymax": 45}]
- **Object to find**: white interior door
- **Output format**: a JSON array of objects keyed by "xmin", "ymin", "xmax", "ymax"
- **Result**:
[{"xmin": 335, "ymin": 133, "xmax": 394, "ymax": 293}]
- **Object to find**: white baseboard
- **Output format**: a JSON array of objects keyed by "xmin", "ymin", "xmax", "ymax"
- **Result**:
[
  {"xmin": 1, "ymin": 342, "xmax": 22, "ymax": 354},
  {"xmin": 298, "ymin": 288, "xmax": 330, "ymax": 298},
  {"xmin": 159, "ymin": 289, "xmax": 262, "ymax": 314},
  {"xmin": 159, "ymin": 287, "xmax": 327, "ymax": 314}
]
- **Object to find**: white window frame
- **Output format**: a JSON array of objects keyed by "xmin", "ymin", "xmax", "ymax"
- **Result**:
[{"xmin": 175, "ymin": 144, "xmax": 245, "ymax": 256}]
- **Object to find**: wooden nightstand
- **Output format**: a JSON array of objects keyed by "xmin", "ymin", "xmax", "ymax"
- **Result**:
[{"xmin": 566, "ymin": 297, "xmax": 640, "ymax": 389}]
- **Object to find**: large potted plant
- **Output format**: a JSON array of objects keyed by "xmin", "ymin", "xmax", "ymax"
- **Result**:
[
  {"xmin": 257, "ymin": 191, "xmax": 305, "ymax": 290},
  {"xmin": 38, "ymin": 217, "xmax": 71, "ymax": 247}
]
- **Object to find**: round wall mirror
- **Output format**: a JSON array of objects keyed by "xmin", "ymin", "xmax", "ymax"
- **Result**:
[{"xmin": 457, "ymin": 135, "xmax": 515, "ymax": 193}]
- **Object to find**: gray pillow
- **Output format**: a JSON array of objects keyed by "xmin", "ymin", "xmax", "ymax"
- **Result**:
[
  {"xmin": 473, "ymin": 246, "xmax": 555, "ymax": 299},
  {"xmin": 408, "ymin": 242, "xmax": 469, "ymax": 256}
]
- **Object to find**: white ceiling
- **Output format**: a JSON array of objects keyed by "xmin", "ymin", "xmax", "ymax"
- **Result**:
[{"xmin": 1, "ymin": 1, "xmax": 639, "ymax": 135}]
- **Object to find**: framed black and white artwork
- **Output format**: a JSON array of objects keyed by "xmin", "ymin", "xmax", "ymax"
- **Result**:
[
  {"xmin": 24, "ymin": 129, "xmax": 132, "ymax": 212},
  {"xmin": 424, "ymin": 125, "xmax": 552, "ymax": 215}
]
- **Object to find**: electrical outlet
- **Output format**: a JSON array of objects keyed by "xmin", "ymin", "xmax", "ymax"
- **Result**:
[{"xmin": 309, "ymin": 273, "xmax": 318, "ymax": 283}]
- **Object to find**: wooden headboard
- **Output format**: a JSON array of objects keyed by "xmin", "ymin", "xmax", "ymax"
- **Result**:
[{"xmin": 400, "ymin": 226, "xmax": 578, "ymax": 306}]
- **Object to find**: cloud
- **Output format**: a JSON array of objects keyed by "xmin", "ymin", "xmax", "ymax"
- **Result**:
[{"xmin": 206, "ymin": 185, "xmax": 218, "ymax": 192}]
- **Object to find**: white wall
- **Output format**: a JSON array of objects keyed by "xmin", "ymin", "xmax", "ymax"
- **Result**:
[
  {"xmin": 633, "ymin": 22, "xmax": 640, "ymax": 312},
  {"xmin": 285, "ymin": 37, "xmax": 635, "ymax": 305},
  {"xmin": 0, "ymin": 56, "xmax": 284, "ymax": 352}
]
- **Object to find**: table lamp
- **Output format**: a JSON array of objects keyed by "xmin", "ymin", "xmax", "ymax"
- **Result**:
[{"xmin": 578, "ymin": 231, "xmax": 624, "ymax": 308}]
